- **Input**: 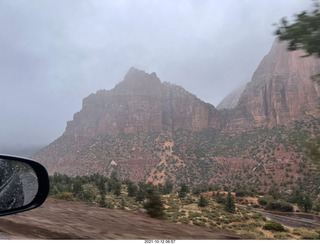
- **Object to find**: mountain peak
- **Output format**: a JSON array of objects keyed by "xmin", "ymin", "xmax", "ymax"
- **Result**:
[{"xmin": 124, "ymin": 67, "xmax": 159, "ymax": 81}]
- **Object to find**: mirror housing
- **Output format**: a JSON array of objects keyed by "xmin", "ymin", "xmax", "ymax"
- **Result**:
[{"xmin": 0, "ymin": 155, "xmax": 49, "ymax": 216}]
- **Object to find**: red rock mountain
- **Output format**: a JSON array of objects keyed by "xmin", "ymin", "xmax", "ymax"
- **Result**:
[
  {"xmin": 222, "ymin": 40, "xmax": 320, "ymax": 132},
  {"xmin": 34, "ymin": 39, "xmax": 320, "ymax": 191},
  {"xmin": 65, "ymin": 68, "xmax": 221, "ymax": 140}
]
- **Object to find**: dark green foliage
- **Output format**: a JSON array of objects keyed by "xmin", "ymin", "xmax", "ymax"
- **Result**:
[
  {"xmin": 156, "ymin": 180, "xmax": 173, "ymax": 195},
  {"xmin": 127, "ymin": 181, "xmax": 138, "ymax": 197},
  {"xmin": 49, "ymin": 173, "xmax": 118, "ymax": 204},
  {"xmin": 266, "ymin": 199, "xmax": 294, "ymax": 212},
  {"xmin": 235, "ymin": 184, "xmax": 256, "ymax": 197},
  {"xmin": 97, "ymin": 177, "xmax": 107, "ymax": 196},
  {"xmin": 258, "ymin": 195, "xmax": 274, "ymax": 206},
  {"xmin": 178, "ymin": 183, "xmax": 189, "ymax": 198},
  {"xmin": 268, "ymin": 186, "xmax": 281, "ymax": 200},
  {"xmin": 163, "ymin": 180, "xmax": 173, "ymax": 195},
  {"xmin": 274, "ymin": 4, "xmax": 320, "ymax": 83},
  {"xmin": 298, "ymin": 194, "xmax": 313, "ymax": 212},
  {"xmin": 313, "ymin": 199, "xmax": 320, "ymax": 213},
  {"xmin": 258, "ymin": 194, "xmax": 293, "ymax": 212},
  {"xmin": 198, "ymin": 195, "xmax": 209, "ymax": 207},
  {"xmin": 280, "ymin": 188, "xmax": 314, "ymax": 213},
  {"xmin": 108, "ymin": 171, "xmax": 121, "ymax": 196},
  {"xmin": 99, "ymin": 195, "xmax": 107, "ymax": 207},
  {"xmin": 225, "ymin": 192, "xmax": 235, "ymax": 213},
  {"xmin": 263, "ymin": 220, "xmax": 286, "ymax": 232},
  {"xmin": 216, "ymin": 191, "xmax": 225, "ymax": 204},
  {"xmin": 73, "ymin": 180, "xmax": 82, "ymax": 197},
  {"xmin": 192, "ymin": 188, "xmax": 201, "ymax": 196},
  {"xmin": 143, "ymin": 188, "xmax": 165, "ymax": 219},
  {"xmin": 274, "ymin": 4, "xmax": 320, "ymax": 58},
  {"xmin": 135, "ymin": 186, "xmax": 146, "ymax": 203},
  {"xmin": 291, "ymin": 189, "xmax": 304, "ymax": 204}
]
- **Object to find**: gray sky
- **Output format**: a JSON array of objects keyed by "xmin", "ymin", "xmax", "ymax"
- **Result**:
[{"xmin": 0, "ymin": 0, "xmax": 313, "ymax": 151}]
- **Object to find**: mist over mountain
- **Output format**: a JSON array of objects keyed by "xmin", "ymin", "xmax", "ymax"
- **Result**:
[
  {"xmin": 34, "ymin": 39, "xmax": 320, "ymax": 192},
  {"xmin": 216, "ymin": 83, "xmax": 247, "ymax": 110}
]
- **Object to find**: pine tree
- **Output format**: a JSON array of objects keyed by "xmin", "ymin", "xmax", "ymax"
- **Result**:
[
  {"xmin": 302, "ymin": 195, "xmax": 313, "ymax": 213},
  {"xmin": 127, "ymin": 182, "xmax": 138, "ymax": 197},
  {"xmin": 143, "ymin": 188, "xmax": 165, "ymax": 219},
  {"xmin": 113, "ymin": 181, "xmax": 121, "ymax": 196},
  {"xmin": 163, "ymin": 180, "xmax": 173, "ymax": 195},
  {"xmin": 135, "ymin": 187, "xmax": 146, "ymax": 203},
  {"xmin": 198, "ymin": 195, "xmax": 209, "ymax": 207},
  {"xmin": 178, "ymin": 183, "xmax": 189, "ymax": 198},
  {"xmin": 99, "ymin": 195, "xmax": 107, "ymax": 208},
  {"xmin": 225, "ymin": 191, "xmax": 235, "ymax": 213}
]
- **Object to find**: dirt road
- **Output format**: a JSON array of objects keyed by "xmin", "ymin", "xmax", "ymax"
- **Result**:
[{"xmin": 0, "ymin": 199, "xmax": 241, "ymax": 240}]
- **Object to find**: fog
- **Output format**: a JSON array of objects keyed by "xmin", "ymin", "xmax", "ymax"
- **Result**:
[{"xmin": 0, "ymin": 0, "xmax": 312, "ymax": 155}]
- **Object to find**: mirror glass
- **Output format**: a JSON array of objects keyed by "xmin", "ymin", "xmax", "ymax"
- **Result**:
[{"xmin": 0, "ymin": 158, "xmax": 39, "ymax": 212}]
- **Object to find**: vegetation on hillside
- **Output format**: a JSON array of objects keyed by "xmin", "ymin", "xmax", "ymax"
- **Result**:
[
  {"xmin": 49, "ymin": 172, "xmax": 320, "ymax": 240},
  {"xmin": 67, "ymin": 115, "xmax": 320, "ymax": 197}
]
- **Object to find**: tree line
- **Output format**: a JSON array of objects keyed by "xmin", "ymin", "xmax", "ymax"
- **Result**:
[{"xmin": 49, "ymin": 172, "xmax": 320, "ymax": 219}]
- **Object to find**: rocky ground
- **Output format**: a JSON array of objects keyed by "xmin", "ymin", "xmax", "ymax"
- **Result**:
[{"xmin": 0, "ymin": 198, "xmax": 241, "ymax": 240}]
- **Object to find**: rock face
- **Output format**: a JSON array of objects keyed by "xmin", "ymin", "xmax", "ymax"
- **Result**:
[
  {"xmin": 64, "ymin": 67, "xmax": 222, "ymax": 141},
  {"xmin": 223, "ymin": 40, "xmax": 320, "ymax": 132},
  {"xmin": 35, "ymin": 68, "xmax": 222, "ymax": 176},
  {"xmin": 34, "ymin": 40, "xmax": 320, "ymax": 190}
]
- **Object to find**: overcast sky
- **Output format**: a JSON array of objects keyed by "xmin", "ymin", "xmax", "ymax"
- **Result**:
[{"xmin": 0, "ymin": 0, "xmax": 313, "ymax": 152}]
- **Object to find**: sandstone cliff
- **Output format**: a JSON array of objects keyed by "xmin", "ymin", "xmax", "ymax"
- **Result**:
[
  {"xmin": 35, "ymin": 68, "xmax": 223, "ymax": 176},
  {"xmin": 64, "ymin": 67, "xmax": 222, "ymax": 141},
  {"xmin": 224, "ymin": 39, "xmax": 320, "ymax": 132}
]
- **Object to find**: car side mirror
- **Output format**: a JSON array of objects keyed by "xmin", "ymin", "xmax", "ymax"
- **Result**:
[{"xmin": 0, "ymin": 155, "xmax": 49, "ymax": 216}]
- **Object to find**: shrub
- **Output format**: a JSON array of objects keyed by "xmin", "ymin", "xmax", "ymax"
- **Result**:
[
  {"xmin": 266, "ymin": 199, "xmax": 293, "ymax": 212},
  {"xmin": 179, "ymin": 217, "xmax": 190, "ymax": 225},
  {"xmin": 258, "ymin": 195, "xmax": 273, "ymax": 206},
  {"xmin": 263, "ymin": 220, "xmax": 286, "ymax": 232},
  {"xmin": 51, "ymin": 192, "xmax": 75, "ymax": 201},
  {"xmin": 300, "ymin": 230, "xmax": 320, "ymax": 240},
  {"xmin": 273, "ymin": 232, "xmax": 292, "ymax": 240},
  {"xmin": 252, "ymin": 212, "xmax": 267, "ymax": 221},
  {"xmin": 259, "ymin": 195, "xmax": 293, "ymax": 212}
]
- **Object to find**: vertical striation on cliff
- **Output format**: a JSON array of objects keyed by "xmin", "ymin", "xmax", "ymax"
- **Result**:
[{"xmin": 223, "ymin": 39, "xmax": 320, "ymax": 131}]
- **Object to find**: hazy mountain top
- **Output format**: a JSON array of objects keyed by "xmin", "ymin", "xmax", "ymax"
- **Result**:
[{"xmin": 216, "ymin": 83, "xmax": 247, "ymax": 110}]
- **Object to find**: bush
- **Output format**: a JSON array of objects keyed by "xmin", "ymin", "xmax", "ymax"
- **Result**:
[
  {"xmin": 51, "ymin": 192, "xmax": 75, "ymax": 201},
  {"xmin": 266, "ymin": 200, "xmax": 293, "ymax": 212},
  {"xmin": 252, "ymin": 212, "xmax": 267, "ymax": 221},
  {"xmin": 259, "ymin": 195, "xmax": 293, "ymax": 212},
  {"xmin": 300, "ymin": 230, "xmax": 320, "ymax": 240},
  {"xmin": 258, "ymin": 195, "xmax": 273, "ymax": 206},
  {"xmin": 263, "ymin": 220, "xmax": 286, "ymax": 232}
]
